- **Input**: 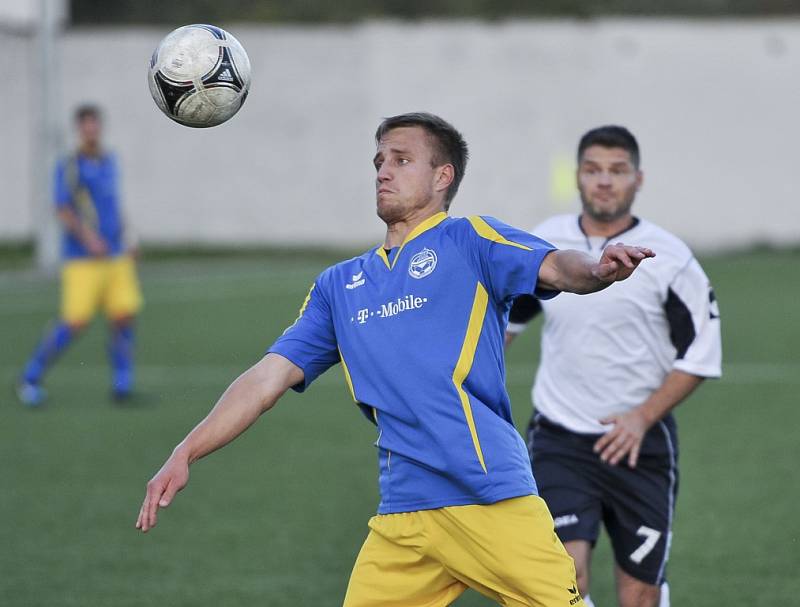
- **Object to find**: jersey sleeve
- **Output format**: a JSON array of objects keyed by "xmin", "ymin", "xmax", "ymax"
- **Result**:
[
  {"xmin": 267, "ymin": 274, "xmax": 341, "ymax": 392},
  {"xmin": 665, "ymin": 257, "xmax": 722, "ymax": 378},
  {"xmin": 459, "ymin": 215, "xmax": 558, "ymax": 305},
  {"xmin": 53, "ymin": 160, "xmax": 72, "ymax": 208}
]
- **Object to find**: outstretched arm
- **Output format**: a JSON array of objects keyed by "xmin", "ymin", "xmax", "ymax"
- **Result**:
[
  {"xmin": 537, "ymin": 243, "xmax": 655, "ymax": 294},
  {"xmin": 135, "ymin": 353, "xmax": 304, "ymax": 532}
]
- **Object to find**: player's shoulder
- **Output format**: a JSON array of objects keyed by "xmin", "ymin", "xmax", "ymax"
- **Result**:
[
  {"xmin": 315, "ymin": 249, "xmax": 375, "ymax": 288},
  {"xmin": 440, "ymin": 214, "xmax": 491, "ymax": 245},
  {"xmin": 324, "ymin": 249, "xmax": 373, "ymax": 274},
  {"xmin": 443, "ymin": 214, "xmax": 527, "ymax": 241},
  {"xmin": 443, "ymin": 214, "xmax": 488, "ymax": 233}
]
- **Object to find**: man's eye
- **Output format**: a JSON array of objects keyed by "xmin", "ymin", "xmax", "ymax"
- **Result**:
[{"xmin": 398, "ymin": 158, "xmax": 409, "ymax": 165}]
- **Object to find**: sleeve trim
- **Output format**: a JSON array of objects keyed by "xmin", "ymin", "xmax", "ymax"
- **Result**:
[
  {"xmin": 673, "ymin": 360, "xmax": 722, "ymax": 378},
  {"xmin": 466, "ymin": 216, "xmax": 533, "ymax": 251}
]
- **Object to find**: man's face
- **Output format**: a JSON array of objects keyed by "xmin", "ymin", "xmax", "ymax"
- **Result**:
[
  {"xmin": 577, "ymin": 145, "xmax": 642, "ymax": 223},
  {"xmin": 373, "ymin": 126, "xmax": 447, "ymax": 224},
  {"xmin": 77, "ymin": 115, "xmax": 102, "ymax": 149}
]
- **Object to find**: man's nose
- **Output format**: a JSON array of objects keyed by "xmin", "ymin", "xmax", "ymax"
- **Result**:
[{"xmin": 377, "ymin": 164, "xmax": 392, "ymax": 182}]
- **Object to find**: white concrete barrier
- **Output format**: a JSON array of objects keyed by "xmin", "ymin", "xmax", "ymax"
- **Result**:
[{"xmin": 2, "ymin": 19, "xmax": 799, "ymax": 251}]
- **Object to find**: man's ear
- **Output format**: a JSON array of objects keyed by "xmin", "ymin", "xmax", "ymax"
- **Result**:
[{"xmin": 435, "ymin": 164, "xmax": 455, "ymax": 193}]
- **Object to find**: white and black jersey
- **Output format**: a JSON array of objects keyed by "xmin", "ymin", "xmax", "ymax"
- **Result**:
[{"xmin": 509, "ymin": 214, "xmax": 722, "ymax": 434}]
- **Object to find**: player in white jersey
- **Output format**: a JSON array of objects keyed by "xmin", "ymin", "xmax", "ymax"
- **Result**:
[{"xmin": 506, "ymin": 126, "xmax": 721, "ymax": 607}]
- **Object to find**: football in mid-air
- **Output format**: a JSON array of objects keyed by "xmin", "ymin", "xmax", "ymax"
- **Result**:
[{"xmin": 148, "ymin": 24, "xmax": 251, "ymax": 128}]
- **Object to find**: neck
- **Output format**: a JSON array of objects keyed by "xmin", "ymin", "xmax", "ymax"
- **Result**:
[
  {"xmin": 580, "ymin": 212, "xmax": 635, "ymax": 238},
  {"xmin": 383, "ymin": 206, "xmax": 445, "ymax": 249},
  {"xmin": 79, "ymin": 143, "xmax": 101, "ymax": 157}
]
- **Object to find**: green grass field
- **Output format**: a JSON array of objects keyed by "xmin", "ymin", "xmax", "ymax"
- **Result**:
[{"xmin": 1, "ymin": 249, "xmax": 798, "ymax": 606}]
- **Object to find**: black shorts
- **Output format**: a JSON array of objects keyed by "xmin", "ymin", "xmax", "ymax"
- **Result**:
[{"xmin": 528, "ymin": 413, "xmax": 679, "ymax": 586}]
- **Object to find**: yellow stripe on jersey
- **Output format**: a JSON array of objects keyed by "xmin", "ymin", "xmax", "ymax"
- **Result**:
[
  {"xmin": 452, "ymin": 282, "xmax": 489, "ymax": 474},
  {"xmin": 340, "ymin": 350, "xmax": 385, "ymax": 463},
  {"xmin": 392, "ymin": 212, "xmax": 448, "ymax": 268},
  {"xmin": 370, "ymin": 408, "xmax": 391, "ymax": 468},
  {"xmin": 339, "ymin": 348, "xmax": 357, "ymax": 402},
  {"xmin": 467, "ymin": 216, "xmax": 533, "ymax": 251},
  {"xmin": 298, "ymin": 283, "xmax": 315, "ymax": 316},
  {"xmin": 284, "ymin": 283, "xmax": 316, "ymax": 334},
  {"xmin": 376, "ymin": 212, "xmax": 449, "ymax": 270},
  {"xmin": 293, "ymin": 283, "xmax": 315, "ymax": 321}
]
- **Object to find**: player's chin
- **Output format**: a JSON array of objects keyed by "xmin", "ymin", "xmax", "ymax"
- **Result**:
[
  {"xmin": 587, "ymin": 200, "xmax": 629, "ymax": 221},
  {"xmin": 376, "ymin": 198, "xmax": 402, "ymax": 222}
]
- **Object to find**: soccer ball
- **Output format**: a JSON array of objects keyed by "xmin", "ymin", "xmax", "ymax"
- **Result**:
[{"xmin": 148, "ymin": 24, "xmax": 251, "ymax": 128}]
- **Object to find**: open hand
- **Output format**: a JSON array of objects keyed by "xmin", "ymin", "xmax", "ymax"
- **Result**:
[
  {"xmin": 592, "ymin": 243, "xmax": 655, "ymax": 283},
  {"xmin": 135, "ymin": 453, "xmax": 190, "ymax": 532},
  {"xmin": 593, "ymin": 408, "xmax": 650, "ymax": 468}
]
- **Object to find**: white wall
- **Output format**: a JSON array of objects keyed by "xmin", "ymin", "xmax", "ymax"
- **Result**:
[
  {"xmin": 2, "ymin": 29, "xmax": 36, "ymax": 240},
  {"xmin": 0, "ymin": 0, "xmax": 68, "ymax": 30},
  {"xmin": 2, "ymin": 19, "xmax": 799, "ymax": 251}
]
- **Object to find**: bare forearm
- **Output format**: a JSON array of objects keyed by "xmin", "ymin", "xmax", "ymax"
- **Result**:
[
  {"xmin": 637, "ymin": 370, "xmax": 704, "ymax": 427},
  {"xmin": 538, "ymin": 244, "xmax": 654, "ymax": 294},
  {"xmin": 173, "ymin": 354, "xmax": 299, "ymax": 465},
  {"xmin": 539, "ymin": 249, "xmax": 609, "ymax": 294},
  {"xmin": 136, "ymin": 354, "xmax": 303, "ymax": 532},
  {"xmin": 174, "ymin": 375, "xmax": 269, "ymax": 465},
  {"xmin": 57, "ymin": 207, "xmax": 94, "ymax": 242}
]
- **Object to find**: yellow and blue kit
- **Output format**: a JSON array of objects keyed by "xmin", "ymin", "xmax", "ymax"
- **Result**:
[
  {"xmin": 18, "ymin": 151, "xmax": 140, "ymax": 403},
  {"xmin": 269, "ymin": 212, "xmax": 558, "ymax": 514},
  {"xmin": 55, "ymin": 152, "xmax": 125, "ymax": 260},
  {"xmin": 52, "ymin": 151, "xmax": 142, "ymax": 325}
]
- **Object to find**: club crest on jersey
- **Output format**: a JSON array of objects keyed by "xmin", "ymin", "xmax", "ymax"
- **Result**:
[{"xmin": 408, "ymin": 248, "xmax": 437, "ymax": 279}]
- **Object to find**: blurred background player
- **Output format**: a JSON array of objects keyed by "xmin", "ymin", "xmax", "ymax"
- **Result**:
[
  {"xmin": 17, "ymin": 104, "xmax": 142, "ymax": 406},
  {"xmin": 506, "ymin": 126, "xmax": 722, "ymax": 607}
]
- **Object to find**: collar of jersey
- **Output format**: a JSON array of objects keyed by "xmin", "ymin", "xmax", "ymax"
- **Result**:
[
  {"xmin": 376, "ymin": 212, "xmax": 448, "ymax": 270},
  {"xmin": 577, "ymin": 214, "xmax": 641, "ymax": 251}
]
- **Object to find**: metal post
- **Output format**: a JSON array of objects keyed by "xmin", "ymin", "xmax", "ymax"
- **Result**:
[{"xmin": 33, "ymin": 0, "xmax": 65, "ymax": 272}]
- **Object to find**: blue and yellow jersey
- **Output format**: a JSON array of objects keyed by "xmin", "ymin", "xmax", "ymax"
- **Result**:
[
  {"xmin": 268, "ymin": 212, "xmax": 557, "ymax": 514},
  {"xmin": 54, "ymin": 152, "xmax": 125, "ymax": 259}
]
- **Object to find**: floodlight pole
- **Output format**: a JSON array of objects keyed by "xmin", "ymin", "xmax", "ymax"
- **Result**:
[{"xmin": 33, "ymin": 0, "xmax": 65, "ymax": 272}]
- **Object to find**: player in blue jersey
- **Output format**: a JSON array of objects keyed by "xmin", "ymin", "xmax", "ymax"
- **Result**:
[
  {"xmin": 17, "ymin": 104, "xmax": 142, "ymax": 406},
  {"xmin": 136, "ymin": 113, "xmax": 653, "ymax": 606}
]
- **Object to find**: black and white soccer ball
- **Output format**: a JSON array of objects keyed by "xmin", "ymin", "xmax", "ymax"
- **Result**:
[{"xmin": 148, "ymin": 24, "xmax": 251, "ymax": 128}]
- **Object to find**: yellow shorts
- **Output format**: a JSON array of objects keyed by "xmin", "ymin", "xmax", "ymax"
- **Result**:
[
  {"xmin": 343, "ymin": 495, "xmax": 581, "ymax": 607},
  {"xmin": 61, "ymin": 255, "xmax": 143, "ymax": 325}
]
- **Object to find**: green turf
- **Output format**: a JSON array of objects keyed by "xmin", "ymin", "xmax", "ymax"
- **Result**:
[{"xmin": 1, "ymin": 249, "xmax": 798, "ymax": 606}]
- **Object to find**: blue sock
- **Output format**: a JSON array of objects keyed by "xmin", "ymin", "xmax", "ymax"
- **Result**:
[
  {"xmin": 22, "ymin": 322, "xmax": 73, "ymax": 384},
  {"xmin": 109, "ymin": 323, "xmax": 135, "ymax": 394}
]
